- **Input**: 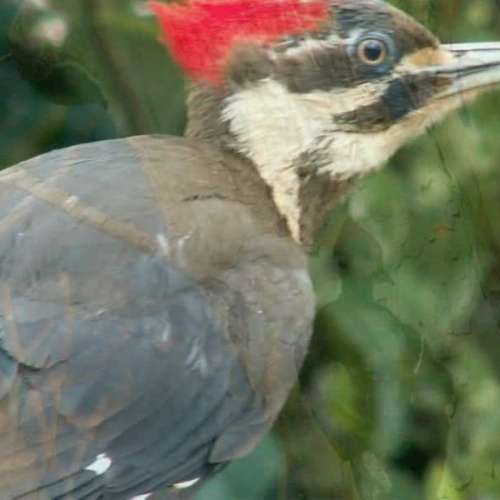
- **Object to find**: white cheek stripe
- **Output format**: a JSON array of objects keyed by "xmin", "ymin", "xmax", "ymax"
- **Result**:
[
  {"xmin": 275, "ymin": 35, "xmax": 341, "ymax": 57},
  {"xmin": 222, "ymin": 76, "xmax": 467, "ymax": 243},
  {"xmin": 222, "ymin": 79, "xmax": 387, "ymax": 241}
]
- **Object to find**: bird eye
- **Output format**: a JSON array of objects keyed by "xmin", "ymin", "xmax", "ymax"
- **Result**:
[{"xmin": 357, "ymin": 38, "xmax": 388, "ymax": 66}]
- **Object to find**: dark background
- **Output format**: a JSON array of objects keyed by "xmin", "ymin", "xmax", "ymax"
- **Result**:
[{"xmin": 1, "ymin": 1, "xmax": 500, "ymax": 498}]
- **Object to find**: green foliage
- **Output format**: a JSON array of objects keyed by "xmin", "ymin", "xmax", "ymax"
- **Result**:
[{"xmin": 1, "ymin": 1, "xmax": 500, "ymax": 498}]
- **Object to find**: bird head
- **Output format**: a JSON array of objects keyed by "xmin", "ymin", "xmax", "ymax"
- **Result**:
[{"xmin": 150, "ymin": 0, "xmax": 500, "ymax": 243}]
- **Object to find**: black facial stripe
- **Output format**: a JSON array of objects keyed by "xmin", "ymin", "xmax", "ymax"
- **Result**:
[
  {"xmin": 274, "ymin": 28, "xmax": 436, "ymax": 94},
  {"xmin": 382, "ymin": 74, "xmax": 450, "ymax": 119},
  {"xmin": 276, "ymin": 47, "xmax": 358, "ymax": 93},
  {"xmin": 382, "ymin": 77, "xmax": 423, "ymax": 121},
  {"xmin": 334, "ymin": 97, "xmax": 394, "ymax": 131},
  {"xmin": 334, "ymin": 74, "xmax": 451, "ymax": 129},
  {"xmin": 261, "ymin": 0, "xmax": 440, "ymax": 95},
  {"xmin": 273, "ymin": 22, "xmax": 336, "ymax": 54},
  {"xmin": 275, "ymin": 44, "xmax": 398, "ymax": 94}
]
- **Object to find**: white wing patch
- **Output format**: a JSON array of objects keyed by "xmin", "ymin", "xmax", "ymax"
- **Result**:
[
  {"xmin": 173, "ymin": 477, "xmax": 200, "ymax": 489},
  {"xmin": 85, "ymin": 453, "xmax": 112, "ymax": 475},
  {"xmin": 129, "ymin": 494, "xmax": 152, "ymax": 500}
]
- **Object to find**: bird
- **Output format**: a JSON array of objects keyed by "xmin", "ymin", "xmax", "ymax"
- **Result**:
[{"xmin": 0, "ymin": 0, "xmax": 499, "ymax": 498}]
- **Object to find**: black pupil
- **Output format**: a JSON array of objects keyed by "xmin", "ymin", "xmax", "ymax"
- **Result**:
[{"xmin": 364, "ymin": 41, "xmax": 383, "ymax": 61}]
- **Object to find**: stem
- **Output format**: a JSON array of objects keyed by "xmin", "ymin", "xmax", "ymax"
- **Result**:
[{"xmin": 84, "ymin": 0, "xmax": 149, "ymax": 135}]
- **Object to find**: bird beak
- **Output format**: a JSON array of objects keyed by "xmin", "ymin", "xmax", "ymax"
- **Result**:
[{"xmin": 435, "ymin": 42, "xmax": 500, "ymax": 98}]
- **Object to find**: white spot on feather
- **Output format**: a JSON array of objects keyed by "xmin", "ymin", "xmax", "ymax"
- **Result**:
[
  {"xmin": 160, "ymin": 323, "xmax": 171, "ymax": 343},
  {"xmin": 129, "ymin": 494, "xmax": 152, "ymax": 500},
  {"xmin": 85, "ymin": 453, "xmax": 112, "ymax": 475},
  {"xmin": 186, "ymin": 340, "xmax": 209, "ymax": 377},
  {"xmin": 173, "ymin": 477, "xmax": 200, "ymax": 489},
  {"xmin": 157, "ymin": 233, "xmax": 169, "ymax": 256}
]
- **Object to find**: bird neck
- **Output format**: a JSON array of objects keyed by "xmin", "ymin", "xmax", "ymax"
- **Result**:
[{"xmin": 184, "ymin": 82, "xmax": 361, "ymax": 250}]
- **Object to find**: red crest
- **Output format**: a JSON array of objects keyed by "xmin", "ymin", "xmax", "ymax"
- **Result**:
[{"xmin": 149, "ymin": 0, "xmax": 329, "ymax": 82}]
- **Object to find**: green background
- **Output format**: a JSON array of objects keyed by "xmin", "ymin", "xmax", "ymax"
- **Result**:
[{"xmin": 1, "ymin": 1, "xmax": 500, "ymax": 498}]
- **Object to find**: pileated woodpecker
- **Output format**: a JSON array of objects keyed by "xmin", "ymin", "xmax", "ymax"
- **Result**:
[{"xmin": 0, "ymin": 0, "xmax": 499, "ymax": 498}]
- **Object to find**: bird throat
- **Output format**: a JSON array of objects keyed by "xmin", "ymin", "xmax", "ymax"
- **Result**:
[
  {"xmin": 221, "ymin": 80, "xmax": 395, "ymax": 244},
  {"xmin": 185, "ymin": 81, "xmax": 385, "ymax": 247}
]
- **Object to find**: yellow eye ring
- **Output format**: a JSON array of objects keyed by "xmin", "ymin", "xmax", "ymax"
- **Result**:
[{"xmin": 357, "ymin": 38, "xmax": 388, "ymax": 66}]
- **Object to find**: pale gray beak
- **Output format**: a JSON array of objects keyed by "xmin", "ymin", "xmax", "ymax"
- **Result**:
[{"xmin": 436, "ymin": 42, "xmax": 500, "ymax": 97}]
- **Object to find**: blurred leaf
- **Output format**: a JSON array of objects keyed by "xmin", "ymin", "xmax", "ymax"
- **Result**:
[{"xmin": 425, "ymin": 462, "xmax": 465, "ymax": 500}]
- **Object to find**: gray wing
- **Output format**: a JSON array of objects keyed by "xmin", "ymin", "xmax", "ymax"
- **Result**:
[
  {"xmin": 0, "ymin": 266, "xmax": 255, "ymax": 499},
  {"xmin": 0, "ymin": 246, "xmax": 256, "ymax": 500},
  {"xmin": 0, "ymin": 140, "xmax": 264, "ymax": 499}
]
